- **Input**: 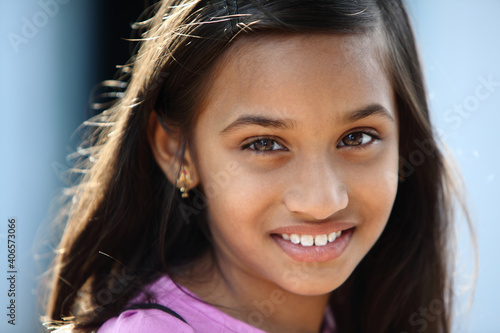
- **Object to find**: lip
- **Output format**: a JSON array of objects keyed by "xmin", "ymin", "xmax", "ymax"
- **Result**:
[
  {"xmin": 270, "ymin": 222, "xmax": 356, "ymax": 236},
  {"xmin": 272, "ymin": 227, "xmax": 354, "ymax": 263}
]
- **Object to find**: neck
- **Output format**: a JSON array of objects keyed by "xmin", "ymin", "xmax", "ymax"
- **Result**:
[{"xmin": 174, "ymin": 252, "xmax": 331, "ymax": 333}]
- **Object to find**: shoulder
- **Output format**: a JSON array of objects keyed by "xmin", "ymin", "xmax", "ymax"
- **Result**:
[{"xmin": 98, "ymin": 308, "xmax": 194, "ymax": 333}]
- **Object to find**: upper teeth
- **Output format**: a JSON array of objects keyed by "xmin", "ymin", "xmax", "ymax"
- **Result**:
[{"xmin": 282, "ymin": 231, "xmax": 342, "ymax": 247}]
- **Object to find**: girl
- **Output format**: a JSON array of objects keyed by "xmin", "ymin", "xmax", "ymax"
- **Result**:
[{"xmin": 43, "ymin": 0, "xmax": 470, "ymax": 332}]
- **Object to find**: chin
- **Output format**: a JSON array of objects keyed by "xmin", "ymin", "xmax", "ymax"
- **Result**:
[{"xmin": 276, "ymin": 269, "xmax": 351, "ymax": 297}]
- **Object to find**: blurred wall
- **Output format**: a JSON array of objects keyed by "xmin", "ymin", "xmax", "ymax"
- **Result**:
[
  {"xmin": 406, "ymin": 1, "xmax": 500, "ymax": 332},
  {"xmin": 0, "ymin": 0, "xmax": 95, "ymax": 331},
  {"xmin": 1, "ymin": 1, "xmax": 151, "ymax": 331}
]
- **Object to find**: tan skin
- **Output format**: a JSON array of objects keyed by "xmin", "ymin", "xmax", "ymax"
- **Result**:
[{"xmin": 149, "ymin": 34, "xmax": 399, "ymax": 333}]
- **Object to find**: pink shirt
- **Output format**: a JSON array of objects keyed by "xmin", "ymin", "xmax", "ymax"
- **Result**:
[{"xmin": 98, "ymin": 275, "xmax": 336, "ymax": 332}]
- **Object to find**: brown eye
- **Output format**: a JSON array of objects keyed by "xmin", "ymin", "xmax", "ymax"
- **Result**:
[
  {"xmin": 338, "ymin": 132, "xmax": 375, "ymax": 147},
  {"xmin": 243, "ymin": 138, "xmax": 286, "ymax": 152}
]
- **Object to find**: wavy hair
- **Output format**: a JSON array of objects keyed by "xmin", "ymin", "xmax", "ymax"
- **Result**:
[{"xmin": 43, "ymin": 1, "xmax": 473, "ymax": 332}]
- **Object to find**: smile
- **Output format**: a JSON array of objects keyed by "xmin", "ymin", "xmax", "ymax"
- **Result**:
[
  {"xmin": 271, "ymin": 228, "xmax": 354, "ymax": 262},
  {"xmin": 279, "ymin": 231, "xmax": 342, "ymax": 247}
]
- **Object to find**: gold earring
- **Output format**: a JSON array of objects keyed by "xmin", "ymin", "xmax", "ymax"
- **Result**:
[{"xmin": 177, "ymin": 165, "xmax": 192, "ymax": 198}]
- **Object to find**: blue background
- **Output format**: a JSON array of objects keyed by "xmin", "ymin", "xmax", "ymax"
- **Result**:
[{"xmin": 0, "ymin": 0, "xmax": 498, "ymax": 332}]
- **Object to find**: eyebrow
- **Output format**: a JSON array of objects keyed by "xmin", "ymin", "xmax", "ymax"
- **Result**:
[
  {"xmin": 219, "ymin": 103, "xmax": 394, "ymax": 135},
  {"xmin": 341, "ymin": 103, "xmax": 395, "ymax": 125},
  {"xmin": 219, "ymin": 115, "xmax": 296, "ymax": 135}
]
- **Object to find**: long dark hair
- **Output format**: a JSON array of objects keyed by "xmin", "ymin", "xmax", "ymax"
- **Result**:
[{"xmin": 43, "ymin": 1, "xmax": 470, "ymax": 332}]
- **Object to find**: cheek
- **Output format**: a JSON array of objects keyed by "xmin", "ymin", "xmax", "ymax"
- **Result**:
[
  {"xmin": 198, "ymin": 164, "xmax": 281, "ymax": 275},
  {"xmin": 195, "ymin": 153, "xmax": 273, "ymax": 235},
  {"xmin": 346, "ymin": 149, "xmax": 399, "ymax": 239}
]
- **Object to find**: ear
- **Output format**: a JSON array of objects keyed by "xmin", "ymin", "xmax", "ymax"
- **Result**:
[{"xmin": 147, "ymin": 111, "xmax": 199, "ymax": 190}]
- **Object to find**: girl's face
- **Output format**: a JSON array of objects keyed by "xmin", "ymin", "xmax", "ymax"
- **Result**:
[{"xmin": 190, "ymin": 33, "xmax": 399, "ymax": 295}]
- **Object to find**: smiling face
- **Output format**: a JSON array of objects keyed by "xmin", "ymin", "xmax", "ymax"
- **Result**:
[{"xmin": 188, "ymin": 33, "xmax": 399, "ymax": 296}]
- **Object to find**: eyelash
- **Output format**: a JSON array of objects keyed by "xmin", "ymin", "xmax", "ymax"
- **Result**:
[
  {"xmin": 241, "ymin": 136, "xmax": 288, "ymax": 154},
  {"xmin": 337, "ymin": 129, "xmax": 380, "ymax": 150},
  {"xmin": 241, "ymin": 129, "xmax": 380, "ymax": 153}
]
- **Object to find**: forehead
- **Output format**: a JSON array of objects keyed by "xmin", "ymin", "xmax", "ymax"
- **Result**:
[
  {"xmin": 198, "ymin": 32, "xmax": 394, "ymax": 127},
  {"xmin": 228, "ymin": 32, "xmax": 386, "ymax": 76}
]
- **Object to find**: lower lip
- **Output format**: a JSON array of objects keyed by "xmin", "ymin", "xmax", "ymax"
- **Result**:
[{"xmin": 272, "ymin": 228, "xmax": 354, "ymax": 263}]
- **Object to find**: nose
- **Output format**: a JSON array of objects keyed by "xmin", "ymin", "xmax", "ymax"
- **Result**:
[{"xmin": 283, "ymin": 157, "xmax": 348, "ymax": 220}]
